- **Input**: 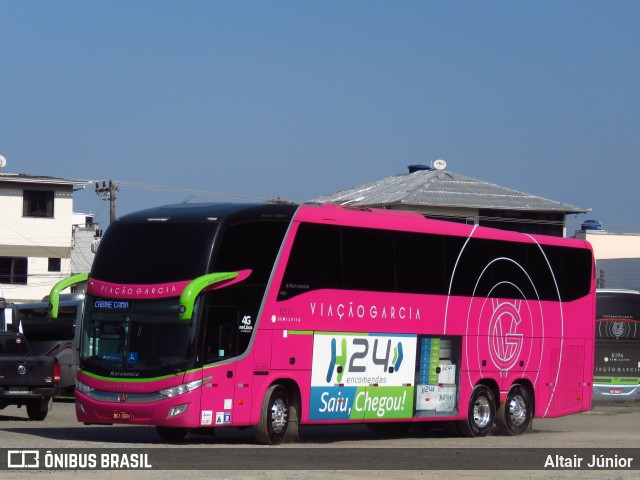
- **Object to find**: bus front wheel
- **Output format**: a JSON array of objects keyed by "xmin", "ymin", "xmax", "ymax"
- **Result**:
[
  {"xmin": 496, "ymin": 384, "xmax": 532, "ymax": 436},
  {"xmin": 255, "ymin": 384, "xmax": 289, "ymax": 445},
  {"xmin": 457, "ymin": 385, "xmax": 496, "ymax": 437}
]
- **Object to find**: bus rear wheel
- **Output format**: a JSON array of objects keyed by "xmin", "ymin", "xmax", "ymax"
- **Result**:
[
  {"xmin": 496, "ymin": 384, "xmax": 532, "ymax": 436},
  {"xmin": 255, "ymin": 384, "xmax": 290, "ymax": 445},
  {"xmin": 457, "ymin": 385, "xmax": 496, "ymax": 437}
]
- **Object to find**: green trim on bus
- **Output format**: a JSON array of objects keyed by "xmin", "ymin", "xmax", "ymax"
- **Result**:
[
  {"xmin": 178, "ymin": 271, "xmax": 240, "ymax": 320},
  {"xmin": 49, "ymin": 273, "xmax": 89, "ymax": 318},
  {"xmin": 79, "ymin": 368, "xmax": 196, "ymax": 383},
  {"xmin": 594, "ymin": 376, "xmax": 640, "ymax": 384},
  {"xmin": 79, "ymin": 361, "xmax": 233, "ymax": 383}
]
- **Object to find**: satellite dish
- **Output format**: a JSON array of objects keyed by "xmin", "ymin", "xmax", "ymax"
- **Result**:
[
  {"xmin": 0, "ymin": 155, "xmax": 6, "ymax": 169},
  {"xmin": 433, "ymin": 159, "xmax": 447, "ymax": 170}
]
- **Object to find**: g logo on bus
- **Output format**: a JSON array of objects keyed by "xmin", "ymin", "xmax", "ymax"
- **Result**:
[
  {"xmin": 17, "ymin": 365, "xmax": 27, "ymax": 375},
  {"xmin": 611, "ymin": 322, "xmax": 626, "ymax": 339},
  {"xmin": 488, "ymin": 300, "xmax": 523, "ymax": 371}
]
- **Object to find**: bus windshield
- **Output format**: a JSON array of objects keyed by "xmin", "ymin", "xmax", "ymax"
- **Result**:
[
  {"xmin": 81, "ymin": 295, "xmax": 198, "ymax": 377},
  {"xmin": 91, "ymin": 222, "xmax": 218, "ymax": 284}
]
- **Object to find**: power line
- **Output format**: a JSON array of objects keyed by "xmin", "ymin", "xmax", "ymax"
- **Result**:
[
  {"xmin": 84, "ymin": 179, "xmax": 640, "ymax": 232},
  {"xmin": 95, "ymin": 181, "xmax": 118, "ymax": 224},
  {"xmin": 117, "ymin": 180, "xmax": 640, "ymax": 230},
  {"xmin": 115, "ymin": 180, "xmax": 275, "ymax": 203}
]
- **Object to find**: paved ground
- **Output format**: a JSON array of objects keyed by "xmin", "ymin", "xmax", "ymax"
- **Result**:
[{"xmin": 0, "ymin": 399, "xmax": 638, "ymax": 479}]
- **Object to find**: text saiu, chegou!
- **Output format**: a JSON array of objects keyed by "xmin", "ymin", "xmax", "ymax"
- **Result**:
[
  {"xmin": 354, "ymin": 389, "xmax": 409, "ymax": 417},
  {"xmin": 317, "ymin": 388, "xmax": 411, "ymax": 418}
]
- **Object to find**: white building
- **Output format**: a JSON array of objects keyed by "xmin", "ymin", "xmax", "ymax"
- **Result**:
[
  {"xmin": 0, "ymin": 172, "xmax": 93, "ymax": 302},
  {"xmin": 574, "ymin": 222, "xmax": 640, "ymax": 291}
]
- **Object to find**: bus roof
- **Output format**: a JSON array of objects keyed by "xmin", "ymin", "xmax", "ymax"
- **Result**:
[
  {"xmin": 295, "ymin": 204, "xmax": 592, "ymax": 250},
  {"xmin": 111, "ymin": 202, "xmax": 591, "ymax": 251},
  {"xmin": 114, "ymin": 202, "xmax": 298, "ymax": 224}
]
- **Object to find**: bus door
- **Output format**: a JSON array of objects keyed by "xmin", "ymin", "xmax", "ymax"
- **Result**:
[
  {"xmin": 550, "ymin": 341, "xmax": 588, "ymax": 416},
  {"xmin": 201, "ymin": 305, "xmax": 251, "ymax": 427}
]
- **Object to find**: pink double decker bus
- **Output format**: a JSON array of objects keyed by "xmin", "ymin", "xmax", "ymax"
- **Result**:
[{"xmin": 50, "ymin": 202, "xmax": 595, "ymax": 444}]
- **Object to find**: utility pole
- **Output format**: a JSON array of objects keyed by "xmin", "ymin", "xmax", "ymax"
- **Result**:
[{"xmin": 95, "ymin": 180, "xmax": 118, "ymax": 224}]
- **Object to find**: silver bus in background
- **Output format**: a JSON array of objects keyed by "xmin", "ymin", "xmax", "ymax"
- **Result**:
[
  {"xmin": 593, "ymin": 289, "xmax": 640, "ymax": 402},
  {"xmin": 0, "ymin": 293, "xmax": 83, "ymax": 392}
]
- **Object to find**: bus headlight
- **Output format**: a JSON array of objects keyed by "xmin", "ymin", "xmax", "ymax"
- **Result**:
[
  {"xmin": 158, "ymin": 378, "xmax": 207, "ymax": 398},
  {"xmin": 76, "ymin": 379, "xmax": 94, "ymax": 394}
]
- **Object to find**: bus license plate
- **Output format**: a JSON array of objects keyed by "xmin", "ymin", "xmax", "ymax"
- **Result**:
[
  {"xmin": 610, "ymin": 388, "xmax": 622, "ymax": 395},
  {"xmin": 112, "ymin": 410, "xmax": 133, "ymax": 421}
]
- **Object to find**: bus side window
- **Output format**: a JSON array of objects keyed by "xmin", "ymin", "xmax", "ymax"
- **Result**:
[{"xmin": 204, "ymin": 306, "xmax": 238, "ymax": 363}]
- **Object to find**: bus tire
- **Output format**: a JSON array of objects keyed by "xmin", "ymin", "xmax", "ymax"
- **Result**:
[
  {"xmin": 255, "ymin": 384, "xmax": 289, "ymax": 445},
  {"xmin": 496, "ymin": 384, "xmax": 532, "ymax": 436},
  {"xmin": 156, "ymin": 426, "xmax": 189, "ymax": 442},
  {"xmin": 284, "ymin": 391, "xmax": 301, "ymax": 442},
  {"xmin": 457, "ymin": 385, "xmax": 495, "ymax": 437}
]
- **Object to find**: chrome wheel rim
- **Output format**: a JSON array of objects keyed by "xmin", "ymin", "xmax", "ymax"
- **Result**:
[
  {"xmin": 473, "ymin": 395, "xmax": 492, "ymax": 429},
  {"xmin": 270, "ymin": 397, "xmax": 288, "ymax": 434},
  {"xmin": 509, "ymin": 394, "xmax": 528, "ymax": 426}
]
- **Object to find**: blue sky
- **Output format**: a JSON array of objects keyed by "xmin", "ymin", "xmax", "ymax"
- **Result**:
[{"xmin": 1, "ymin": 1, "xmax": 638, "ymax": 233}]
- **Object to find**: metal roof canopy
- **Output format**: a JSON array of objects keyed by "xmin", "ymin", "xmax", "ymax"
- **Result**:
[{"xmin": 308, "ymin": 167, "xmax": 590, "ymax": 214}]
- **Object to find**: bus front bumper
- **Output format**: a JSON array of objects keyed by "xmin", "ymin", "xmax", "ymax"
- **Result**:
[
  {"xmin": 75, "ymin": 389, "xmax": 203, "ymax": 427},
  {"xmin": 593, "ymin": 384, "xmax": 640, "ymax": 402}
]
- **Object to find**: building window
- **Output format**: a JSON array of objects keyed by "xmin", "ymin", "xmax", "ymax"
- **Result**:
[
  {"xmin": 23, "ymin": 190, "xmax": 54, "ymax": 218},
  {"xmin": 48, "ymin": 258, "xmax": 61, "ymax": 272},
  {"xmin": 479, "ymin": 209, "xmax": 564, "ymax": 237},
  {"xmin": 423, "ymin": 214, "xmax": 469, "ymax": 225},
  {"xmin": 0, "ymin": 257, "xmax": 28, "ymax": 285}
]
